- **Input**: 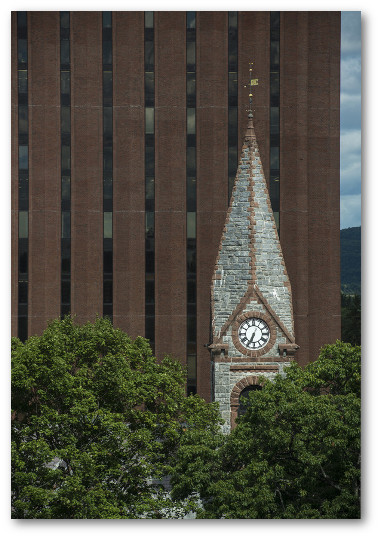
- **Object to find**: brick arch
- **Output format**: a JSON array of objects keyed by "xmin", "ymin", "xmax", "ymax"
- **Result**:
[{"xmin": 230, "ymin": 375, "xmax": 264, "ymax": 429}]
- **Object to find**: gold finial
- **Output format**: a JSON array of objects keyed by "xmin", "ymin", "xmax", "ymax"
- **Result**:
[{"xmin": 244, "ymin": 62, "xmax": 259, "ymax": 115}]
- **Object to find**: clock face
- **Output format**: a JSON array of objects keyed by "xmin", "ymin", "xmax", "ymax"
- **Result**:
[{"xmin": 238, "ymin": 317, "xmax": 270, "ymax": 350}]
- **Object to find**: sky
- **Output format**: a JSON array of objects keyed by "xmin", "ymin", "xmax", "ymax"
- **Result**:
[{"xmin": 340, "ymin": 11, "xmax": 361, "ymax": 230}]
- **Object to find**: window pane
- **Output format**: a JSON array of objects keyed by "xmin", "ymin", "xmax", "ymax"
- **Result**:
[
  {"xmin": 61, "ymin": 145, "xmax": 70, "ymax": 170},
  {"xmin": 18, "ymin": 105, "xmax": 28, "ymax": 135},
  {"xmin": 145, "ymin": 146, "xmax": 154, "ymax": 176},
  {"xmin": 60, "ymin": 12, "xmax": 70, "ymax": 28},
  {"xmin": 146, "ymin": 280, "xmax": 155, "ymax": 304},
  {"xmin": 145, "ymin": 12, "xmax": 154, "ymax": 28},
  {"xmin": 145, "ymin": 107, "xmax": 154, "ymax": 134},
  {"xmin": 61, "ymin": 106, "xmax": 70, "ymax": 134},
  {"xmin": 228, "ymin": 107, "xmax": 238, "ymax": 139},
  {"xmin": 18, "ymin": 39, "xmax": 27, "ymax": 65},
  {"xmin": 146, "ymin": 212, "xmax": 154, "ymax": 238},
  {"xmin": 103, "ymin": 280, "xmax": 113, "ymax": 303},
  {"xmin": 187, "ymin": 108, "xmax": 195, "ymax": 135},
  {"xmin": 270, "ymin": 107, "xmax": 279, "ymax": 134},
  {"xmin": 104, "ymin": 212, "xmax": 112, "ymax": 239},
  {"xmin": 270, "ymin": 147, "xmax": 280, "ymax": 169},
  {"xmin": 145, "ymin": 41, "xmax": 154, "ymax": 70},
  {"xmin": 103, "ymin": 106, "xmax": 112, "ymax": 136},
  {"xmin": 187, "ymin": 354, "xmax": 197, "ymax": 382},
  {"xmin": 187, "ymin": 147, "xmax": 196, "ymax": 176},
  {"xmin": 270, "ymin": 41, "xmax": 280, "ymax": 70},
  {"xmin": 62, "ymin": 176, "xmax": 70, "ymax": 201},
  {"xmin": 19, "ymin": 145, "xmax": 28, "ymax": 170},
  {"xmin": 19, "ymin": 211, "xmax": 28, "ymax": 238},
  {"xmin": 187, "ymin": 212, "xmax": 196, "ymax": 239},
  {"xmin": 61, "ymin": 71, "xmax": 70, "ymax": 95},
  {"xmin": 103, "ymin": 11, "xmax": 112, "ymax": 28},
  {"xmin": 61, "ymin": 211, "xmax": 70, "ymax": 238},
  {"xmin": 187, "ymin": 12, "xmax": 196, "ymax": 29},
  {"xmin": 61, "ymin": 281, "xmax": 70, "ymax": 304},
  {"xmin": 187, "ymin": 41, "xmax": 195, "ymax": 68},
  {"xmin": 103, "ymin": 71, "xmax": 112, "ymax": 100},
  {"xmin": 61, "ymin": 40, "xmax": 70, "ymax": 66},
  {"xmin": 18, "ymin": 70, "xmax": 28, "ymax": 94},
  {"xmin": 145, "ymin": 72, "xmax": 154, "ymax": 106},
  {"xmin": 146, "ymin": 177, "xmax": 154, "ymax": 200},
  {"xmin": 103, "ymin": 41, "xmax": 112, "ymax": 65}
]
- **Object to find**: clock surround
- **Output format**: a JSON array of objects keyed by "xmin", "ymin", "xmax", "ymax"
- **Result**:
[{"xmin": 231, "ymin": 311, "xmax": 277, "ymax": 358}]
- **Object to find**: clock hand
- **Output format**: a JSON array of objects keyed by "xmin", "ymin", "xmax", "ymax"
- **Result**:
[{"xmin": 249, "ymin": 327, "xmax": 257, "ymax": 344}]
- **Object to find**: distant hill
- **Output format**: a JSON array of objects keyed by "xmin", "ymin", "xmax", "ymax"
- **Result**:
[{"xmin": 340, "ymin": 226, "xmax": 361, "ymax": 295}]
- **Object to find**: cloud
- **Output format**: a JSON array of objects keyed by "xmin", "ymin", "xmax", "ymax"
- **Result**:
[
  {"xmin": 341, "ymin": 11, "xmax": 361, "ymax": 56},
  {"xmin": 341, "ymin": 56, "xmax": 361, "ymax": 95},
  {"xmin": 340, "ymin": 193, "xmax": 361, "ymax": 229},
  {"xmin": 340, "ymin": 129, "xmax": 361, "ymax": 196}
]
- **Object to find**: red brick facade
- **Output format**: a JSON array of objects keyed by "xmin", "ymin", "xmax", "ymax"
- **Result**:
[{"xmin": 11, "ymin": 11, "xmax": 341, "ymax": 401}]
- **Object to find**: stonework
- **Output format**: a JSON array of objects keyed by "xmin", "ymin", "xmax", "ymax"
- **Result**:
[{"xmin": 210, "ymin": 112, "xmax": 298, "ymax": 433}]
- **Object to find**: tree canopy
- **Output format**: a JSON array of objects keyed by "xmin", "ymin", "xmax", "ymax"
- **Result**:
[
  {"xmin": 170, "ymin": 341, "xmax": 361, "ymax": 519},
  {"xmin": 11, "ymin": 316, "xmax": 221, "ymax": 519}
]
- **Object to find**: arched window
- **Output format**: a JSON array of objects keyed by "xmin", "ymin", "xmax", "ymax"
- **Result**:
[{"xmin": 238, "ymin": 385, "xmax": 262, "ymax": 416}]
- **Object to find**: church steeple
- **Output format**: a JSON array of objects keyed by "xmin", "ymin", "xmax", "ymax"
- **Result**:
[{"xmin": 210, "ymin": 71, "xmax": 298, "ymax": 431}]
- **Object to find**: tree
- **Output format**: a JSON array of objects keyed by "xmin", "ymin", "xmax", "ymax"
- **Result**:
[
  {"xmin": 170, "ymin": 341, "xmax": 361, "ymax": 519},
  {"xmin": 341, "ymin": 292, "xmax": 361, "ymax": 346},
  {"xmin": 11, "ymin": 316, "xmax": 221, "ymax": 519}
]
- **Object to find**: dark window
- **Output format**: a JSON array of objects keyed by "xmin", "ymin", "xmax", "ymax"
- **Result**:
[
  {"xmin": 103, "ymin": 71, "xmax": 112, "ymax": 106},
  {"xmin": 61, "ymin": 211, "xmax": 70, "ymax": 239},
  {"xmin": 103, "ymin": 280, "xmax": 113, "ymax": 304},
  {"xmin": 18, "ymin": 105, "xmax": 28, "ymax": 136},
  {"xmin": 17, "ymin": 39, "xmax": 27, "ymax": 66},
  {"xmin": 186, "ymin": 12, "xmax": 196, "ymax": 29},
  {"xmin": 18, "ymin": 145, "xmax": 28, "ymax": 170},
  {"xmin": 103, "ymin": 41, "xmax": 112, "ymax": 66},
  {"xmin": 61, "ymin": 145, "xmax": 70, "ymax": 171},
  {"xmin": 18, "ymin": 70, "xmax": 28, "ymax": 94},
  {"xmin": 61, "ymin": 240, "xmax": 71, "ymax": 274},
  {"xmin": 186, "ymin": 147, "xmax": 196, "ymax": 177},
  {"xmin": 187, "ymin": 41, "xmax": 195, "ymax": 70},
  {"xmin": 61, "ymin": 280, "xmax": 70, "ymax": 304},
  {"xmin": 103, "ymin": 248, "xmax": 113, "ymax": 274},
  {"xmin": 186, "ymin": 73, "xmax": 196, "ymax": 107},
  {"xmin": 18, "ymin": 317, "xmax": 28, "ymax": 343},
  {"xmin": 145, "ymin": 72, "xmax": 155, "ymax": 107},
  {"xmin": 145, "ymin": 146, "xmax": 155, "ymax": 176},
  {"xmin": 61, "ymin": 106, "xmax": 71, "ymax": 134},
  {"xmin": 145, "ymin": 41, "xmax": 154, "ymax": 71},
  {"xmin": 18, "ymin": 281, "xmax": 28, "ymax": 304},
  {"xmin": 103, "ymin": 11, "xmax": 112, "ymax": 28},
  {"xmin": 60, "ymin": 40, "xmax": 70, "ymax": 67}
]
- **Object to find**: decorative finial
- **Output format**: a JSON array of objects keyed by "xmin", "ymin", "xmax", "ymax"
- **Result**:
[{"xmin": 244, "ymin": 62, "xmax": 259, "ymax": 117}]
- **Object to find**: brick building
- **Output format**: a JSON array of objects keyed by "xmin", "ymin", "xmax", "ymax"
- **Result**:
[{"xmin": 11, "ymin": 11, "xmax": 341, "ymax": 401}]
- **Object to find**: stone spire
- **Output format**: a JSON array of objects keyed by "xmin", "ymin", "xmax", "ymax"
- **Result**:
[{"xmin": 210, "ymin": 107, "xmax": 298, "ymax": 431}]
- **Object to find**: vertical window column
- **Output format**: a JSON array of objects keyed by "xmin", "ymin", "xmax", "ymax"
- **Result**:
[
  {"xmin": 103, "ymin": 12, "xmax": 113, "ymax": 321},
  {"xmin": 17, "ymin": 11, "xmax": 28, "ymax": 341},
  {"xmin": 60, "ymin": 11, "xmax": 71, "ymax": 317},
  {"xmin": 186, "ymin": 11, "xmax": 197, "ymax": 395},
  {"xmin": 228, "ymin": 12, "xmax": 238, "ymax": 202},
  {"xmin": 145, "ymin": 12, "xmax": 155, "ymax": 349},
  {"xmin": 270, "ymin": 11, "xmax": 280, "ymax": 231}
]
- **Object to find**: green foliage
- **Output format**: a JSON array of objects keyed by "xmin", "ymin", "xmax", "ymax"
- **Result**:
[
  {"xmin": 341, "ymin": 292, "xmax": 361, "ymax": 346},
  {"xmin": 170, "ymin": 341, "xmax": 361, "ymax": 519},
  {"xmin": 11, "ymin": 316, "xmax": 221, "ymax": 519}
]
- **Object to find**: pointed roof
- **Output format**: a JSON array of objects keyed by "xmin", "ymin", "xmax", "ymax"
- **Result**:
[{"xmin": 211, "ymin": 113, "xmax": 296, "ymax": 350}]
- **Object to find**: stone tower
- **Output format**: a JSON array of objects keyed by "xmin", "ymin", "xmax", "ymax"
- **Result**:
[{"xmin": 210, "ymin": 111, "xmax": 299, "ymax": 433}]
